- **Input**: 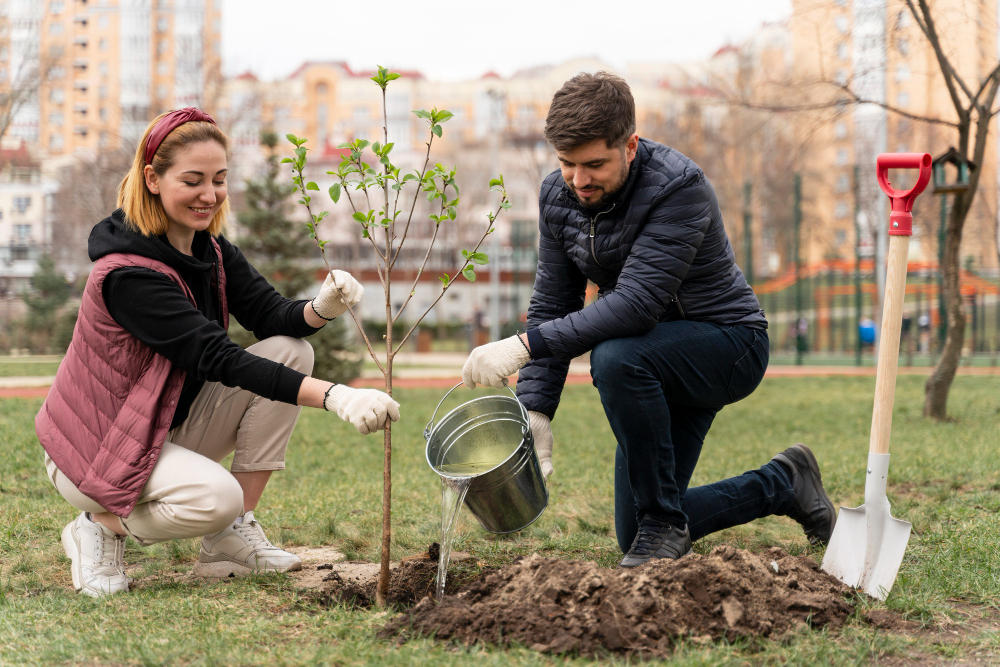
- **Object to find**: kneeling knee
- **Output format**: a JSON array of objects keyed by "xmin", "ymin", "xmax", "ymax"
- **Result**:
[
  {"xmin": 590, "ymin": 340, "xmax": 636, "ymax": 381},
  {"xmin": 196, "ymin": 475, "xmax": 245, "ymax": 535}
]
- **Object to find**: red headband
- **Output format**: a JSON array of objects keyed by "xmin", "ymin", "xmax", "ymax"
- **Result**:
[{"xmin": 144, "ymin": 107, "xmax": 217, "ymax": 165}]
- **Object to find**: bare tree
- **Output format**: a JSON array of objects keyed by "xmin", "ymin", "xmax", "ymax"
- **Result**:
[{"xmin": 0, "ymin": 20, "xmax": 61, "ymax": 147}]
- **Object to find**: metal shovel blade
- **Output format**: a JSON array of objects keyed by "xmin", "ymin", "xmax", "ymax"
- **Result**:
[{"xmin": 821, "ymin": 453, "xmax": 911, "ymax": 600}]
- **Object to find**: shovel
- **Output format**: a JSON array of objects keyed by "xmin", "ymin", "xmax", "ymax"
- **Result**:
[{"xmin": 821, "ymin": 152, "xmax": 932, "ymax": 601}]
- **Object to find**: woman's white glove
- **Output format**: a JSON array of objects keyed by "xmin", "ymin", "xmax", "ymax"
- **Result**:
[
  {"xmin": 324, "ymin": 385, "xmax": 400, "ymax": 435},
  {"xmin": 462, "ymin": 335, "xmax": 531, "ymax": 389},
  {"xmin": 312, "ymin": 270, "xmax": 364, "ymax": 320},
  {"xmin": 528, "ymin": 411, "xmax": 553, "ymax": 478}
]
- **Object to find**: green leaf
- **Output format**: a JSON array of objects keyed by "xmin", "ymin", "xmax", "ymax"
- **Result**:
[
  {"xmin": 306, "ymin": 181, "xmax": 319, "ymax": 191},
  {"xmin": 436, "ymin": 110, "xmax": 454, "ymax": 123},
  {"xmin": 357, "ymin": 139, "xmax": 370, "ymax": 150},
  {"xmin": 380, "ymin": 156, "xmax": 390, "ymax": 166},
  {"xmin": 439, "ymin": 274, "xmax": 450, "ymax": 286},
  {"xmin": 462, "ymin": 266, "xmax": 477, "ymax": 282},
  {"xmin": 286, "ymin": 133, "xmax": 301, "ymax": 146},
  {"xmin": 413, "ymin": 109, "xmax": 432, "ymax": 120},
  {"xmin": 489, "ymin": 178, "xmax": 502, "ymax": 188},
  {"xmin": 471, "ymin": 252, "xmax": 489, "ymax": 265},
  {"xmin": 318, "ymin": 240, "xmax": 328, "ymax": 249},
  {"xmin": 379, "ymin": 218, "xmax": 392, "ymax": 227},
  {"xmin": 329, "ymin": 183, "xmax": 341, "ymax": 204},
  {"xmin": 337, "ymin": 142, "xmax": 352, "ymax": 149},
  {"xmin": 461, "ymin": 249, "xmax": 471, "ymax": 260},
  {"xmin": 385, "ymin": 72, "xmax": 401, "ymax": 82},
  {"xmin": 383, "ymin": 142, "xmax": 394, "ymax": 154},
  {"xmin": 352, "ymin": 211, "xmax": 368, "ymax": 223},
  {"xmin": 315, "ymin": 211, "xmax": 329, "ymax": 222},
  {"xmin": 500, "ymin": 201, "xmax": 512, "ymax": 210},
  {"xmin": 447, "ymin": 207, "xmax": 456, "ymax": 220},
  {"xmin": 361, "ymin": 227, "xmax": 370, "ymax": 239},
  {"xmin": 306, "ymin": 222, "xmax": 315, "ymax": 234},
  {"xmin": 295, "ymin": 146, "xmax": 307, "ymax": 160},
  {"xmin": 372, "ymin": 142, "xmax": 381, "ymax": 154},
  {"xmin": 280, "ymin": 157, "xmax": 293, "ymax": 164}
]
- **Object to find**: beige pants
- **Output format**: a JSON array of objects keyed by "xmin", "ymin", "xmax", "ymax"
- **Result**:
[{"xmin": 44, "ymin": 336, "xmax": 314, "ymax": 546}]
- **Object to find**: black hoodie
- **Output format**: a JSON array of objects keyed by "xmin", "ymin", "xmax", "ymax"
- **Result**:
[{"xmin": 89, "ymin": 211, "xmax": 321, "ymax": 429}]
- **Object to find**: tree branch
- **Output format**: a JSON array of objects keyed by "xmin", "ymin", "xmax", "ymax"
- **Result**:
[
  {"xmin": 392, "ymin": 185, "xmax": 448, "ymax": 324},
  {"xmin": 389, "ymin": 132, "xmax": 436, "ymax": 271},
  {"xmin": 393, "ymin": 194, "xmax": 507, "ymax": 355},
  {"xmin": 907, "ymin": 0, "xmax": 971, "ymax": 116}
]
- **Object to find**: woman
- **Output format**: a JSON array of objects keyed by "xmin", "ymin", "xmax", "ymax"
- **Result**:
[{"xmin": 36, "ymin": 108, "xmax": 399, "ymax": 597}]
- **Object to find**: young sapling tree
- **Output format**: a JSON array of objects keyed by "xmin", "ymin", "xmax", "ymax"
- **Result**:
[{"xmin": 284, "ymin": 66, "xmax": 510, "ymax": 607}]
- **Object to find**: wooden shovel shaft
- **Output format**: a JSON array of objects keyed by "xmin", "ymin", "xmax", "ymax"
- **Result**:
[{"xmin": 869, "ymin": 234, "xmax": 910, "ymax": 455}]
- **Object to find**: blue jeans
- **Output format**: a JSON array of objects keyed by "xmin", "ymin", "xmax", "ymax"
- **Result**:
[{"xmin": 589, "ymin": 320, "xmax": 795, "ymax": 553}]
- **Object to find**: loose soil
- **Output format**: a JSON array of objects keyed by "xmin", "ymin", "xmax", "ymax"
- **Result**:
[{"xmin": 383, "ymin": 545, "xmax": 856, "ymax": 657}]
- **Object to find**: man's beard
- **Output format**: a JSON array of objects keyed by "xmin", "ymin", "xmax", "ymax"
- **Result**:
[{"xmin": 573, "ymin": 157, "xmax": 630, "ymax": 212}]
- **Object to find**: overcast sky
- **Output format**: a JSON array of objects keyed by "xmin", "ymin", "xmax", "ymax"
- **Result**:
[{"xmin": 222, "ymin": 0, "xmax": 793, "ymax": 82}]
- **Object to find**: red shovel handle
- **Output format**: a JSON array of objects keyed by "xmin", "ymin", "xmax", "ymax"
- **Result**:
[{"xmin": 876, "ymin": 152, "xmax": 932, "ymax": 236}]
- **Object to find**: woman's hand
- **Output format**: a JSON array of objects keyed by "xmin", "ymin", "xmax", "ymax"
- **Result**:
[
  {"xmin": 311, "ymin": 270, "xmax": 364, "ymax": 320},
  {"xmin": 324, "ymin": 385, "xmax": 400, "ymax": 435}
]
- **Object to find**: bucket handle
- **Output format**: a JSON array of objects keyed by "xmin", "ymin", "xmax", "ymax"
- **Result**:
[{"xmin": 423, "ymin": 381, "xmax": 530, "ymax": 441}]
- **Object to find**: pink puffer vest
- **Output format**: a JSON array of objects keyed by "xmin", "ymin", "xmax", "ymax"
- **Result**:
[{"xmin": 36, "ymin": 240, "xmax": 228, "ymax": 518}]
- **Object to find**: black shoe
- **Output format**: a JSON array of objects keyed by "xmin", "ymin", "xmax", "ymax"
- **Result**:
[
  {"xmin": 772, "ymin": 443, "xmax": 836, "ymax": 545},
  {"xmin": 618, "ymin": 516, "xmax": 692, "ymax": 568}
]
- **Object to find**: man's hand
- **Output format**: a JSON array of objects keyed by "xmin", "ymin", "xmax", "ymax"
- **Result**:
[
  {"xmin": 528, "ymin": 411, "xmax": 553, "ymax": 478},
  {"xmin": 462, "ymin": 335, "xmax": 531, "ymax": 389},
  {"xmin": 312, "ymin": 270, "xmax": 364, "ymax": 320},
  {"xmin": 324, "ymin": 385, "xmax": 400, "ymax": 435}
]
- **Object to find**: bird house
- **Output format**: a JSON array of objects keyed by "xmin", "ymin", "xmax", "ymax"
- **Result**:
[{"xmin": 931, "ymin": 147, "xmax": 974, "ymax": 194}]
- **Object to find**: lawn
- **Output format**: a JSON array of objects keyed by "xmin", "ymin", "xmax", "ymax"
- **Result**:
[{"xmin": 1, "ymin": 376, "xmax": 999, "ymax": 665}]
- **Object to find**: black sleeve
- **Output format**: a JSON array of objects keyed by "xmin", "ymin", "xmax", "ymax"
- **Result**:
[
  {"xmin": 513, "ymin": 206, "xmax": 588, "ymax": 420},
  {"xmin": 217, "ymin": 235, "xmax": 323, "ymax": 340},
  {"xmin": 103, "ymin": 267, "xmax": 307, "ymax": 405}
]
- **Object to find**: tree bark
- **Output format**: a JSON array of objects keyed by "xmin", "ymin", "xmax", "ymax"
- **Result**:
[{"xmin": 924, "ymin": 192, "xmax": 970, "ymax": 419}]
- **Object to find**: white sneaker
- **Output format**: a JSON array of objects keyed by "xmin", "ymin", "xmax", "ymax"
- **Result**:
[
  {"xmin": 195, "ymin": 510, "xmax": 302, "ymax": 577},
  {"xmin": 61, "ymin": 512, "xmax": 128, "ymax": 597}
]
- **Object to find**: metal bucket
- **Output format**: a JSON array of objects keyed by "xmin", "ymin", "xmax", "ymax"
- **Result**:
[{"xmin": 424, "ymin": 382, "xmax": 548, "ymax": 533}]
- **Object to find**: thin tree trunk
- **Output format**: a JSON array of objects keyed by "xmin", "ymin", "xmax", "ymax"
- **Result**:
[{"xmin": 924, "ymin": 193, "xmax": 970, "ymax": 419}]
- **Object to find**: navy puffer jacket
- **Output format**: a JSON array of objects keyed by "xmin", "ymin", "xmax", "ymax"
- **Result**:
[{"xmin": 516, "ymin": 138, "xmax": 767, "ymax": 419}]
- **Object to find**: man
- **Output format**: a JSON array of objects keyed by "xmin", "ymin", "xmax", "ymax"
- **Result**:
[{"xmin": 462, "ymin": 72, "xmax": 835, "ymax": 567}]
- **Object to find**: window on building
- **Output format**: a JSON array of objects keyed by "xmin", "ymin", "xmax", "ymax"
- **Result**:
[
  {"xmin": 897, "ymin": 91, "xmax": 910, "ymax": 107},
  {"xmin": 157, "ymin": 84, "xmax": 168, "ymax": 99},
  {"xmin": 98, "ymin": 15, "xmax": 108, "ymax": 28},
  {"xmin": 73, "ymin": 125, "xmax": 87, "ymax": 137},
  {"xmin": 99, "ymin": 61, "xmax": 108, "ymax": 76},
  {"xmin": 99, "ymin": 106, "xmax": 107, "ymax": 120},
  {"xmin": 834, "ymin": 69, "xmax": 848, "ymax": 85},
  {"xmin": 834, "ymin": 121, "xmax": 848, "ymax": 139},
  {"xmin": 50, "ymin": 134, "xmax": 64, "ymax": 150},
  {"xmin": 897, "ymin": 38, "xmax": 909, "ymax": 57},
  {"xmin": 835, "ymin": 230, "xmax": 847, "ymax": 246},
  {"xmin": 156, "ymin": 17, "xmax": 168, "ymax": 32},
  {"xmin": 835, "ymin": 201, "xmax": 850, "ymax": 219},
  {"xmin": 50, "ymin": 66, "xmax": 65, "ymax": 79},
  {"xmin": 158, "ymin": 39, "xmax": 168, "ymax": 55},
  {"xmin": 895, "ymin": 64, "xmax": 910, "ymax": 82},
  {"xmin": 49, "ymin": 22, "xmax": 63, "ymax": 35},
  {"xmin": 835, "ymin": 16, "xmax": 849, "ymax": 34},
  {"xmin": 13, "ymin": 197, "xmax": 31, "ymax": 214},
  {"xmin": 13, "ymin": 223, "xmax": 31, "ymax": 239},
  {"xmin": 157, "ymin": 62, "xmax": 168, "ymax": 75},
  {"xmin": 98, "ymin": 84, "xmax": 107, "ymax": 98},
  {"xmin": 836, "ymin": 174, "xmax": 850, "ymax": 193},
  {"xmin": 98, "ymin": 37, "xmax": 107, "ymax": 51},
  {"xmin": 50, "ymin": 0, "xmax": 64, "ymax": 12},
  {"xmin": 836, "ymin": 41, "xmax": 848, "ymax": 60},
  {"xmin": 48, "ymin": 111, "xmax": 64, "ymax": 126},
  {"xmin": 836, "ymin": 148, "xmax": 849, "ymax": 166},
  {"xmin": 50, "ymin": 88, "xmax": 65, "ymax": 103},
  {"xmin": 99, "ymin": 131, "xmax": 108, "ymax": 148},
  {"xmin": 896, "ymin": 9, "xmax": 911, "ymax": 28}
]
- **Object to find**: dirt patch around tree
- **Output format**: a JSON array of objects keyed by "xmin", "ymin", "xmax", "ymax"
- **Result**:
[{"xmin": 383, "ymin": 545, "xmax": 857, "ymax": 657}]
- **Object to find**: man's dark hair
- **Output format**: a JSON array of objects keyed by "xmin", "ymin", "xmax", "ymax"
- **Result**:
[{"xmin": 544, "ymin": 71, "xmax": 636, "ymax": 152}]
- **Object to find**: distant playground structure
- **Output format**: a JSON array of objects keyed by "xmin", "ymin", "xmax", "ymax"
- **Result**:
[{"xmin": 752, "ymin": 259, "xmax": 1000, "ymax": 365}]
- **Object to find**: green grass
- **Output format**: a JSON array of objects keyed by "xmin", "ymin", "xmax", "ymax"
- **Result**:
[
  {"xmin": 2, "ymin": 377, "xmax": 999, "ymax": 664},
  {"xmin": 0, "ymin": 355, "xmax": 62, "ymax": 378}
]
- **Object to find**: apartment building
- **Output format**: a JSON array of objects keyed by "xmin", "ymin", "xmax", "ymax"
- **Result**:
[
  {"xmin": 2, "ymin": 0, "xmax": 222, "ymax": 155},
  {"xmin": 0, "ymin": 141, "xmax": 57, "ymax": 293},
  {"xmin": 790, "ymin": 0, "xmax": 999, "ymax": 269}
]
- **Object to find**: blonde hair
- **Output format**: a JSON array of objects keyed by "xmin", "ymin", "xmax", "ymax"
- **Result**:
[{"xmin": 117, "ymin": 112, "xmax": 231, "ymax": 236}]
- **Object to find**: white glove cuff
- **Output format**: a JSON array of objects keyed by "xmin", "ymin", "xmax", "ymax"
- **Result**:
[{"xmin": 323, "ymin": 384, "xmax": 352, "ymax": 413}]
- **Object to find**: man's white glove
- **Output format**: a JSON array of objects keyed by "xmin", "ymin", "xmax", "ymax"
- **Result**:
[
  {"xmin": 528, "ymin": 411, "xmax": 553, "ymax": 478},
  {"xmin": 324, "ymin": 385, "xmax": 400, "ymax": 435},
  {"xmin": 312, "ymin": 270, "xmax": 364, "ymax": 320},
  {"xmin": 462, "ymin": 335, "xmax": 531, "ymax": 389}
]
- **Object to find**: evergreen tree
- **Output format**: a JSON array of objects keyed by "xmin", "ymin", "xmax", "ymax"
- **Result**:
[
  {"xmin": 20, "ymin": 253, "xmax": 77, "ymax": 353},
  {"xmin": 233, "ymin": 131, "xmax": 361, "ymax": 384}
]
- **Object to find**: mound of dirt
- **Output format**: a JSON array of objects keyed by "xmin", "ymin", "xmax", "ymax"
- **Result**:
[{"xmin": 383, "ymin": 546, "xmax": 855, "ymax": 656}]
